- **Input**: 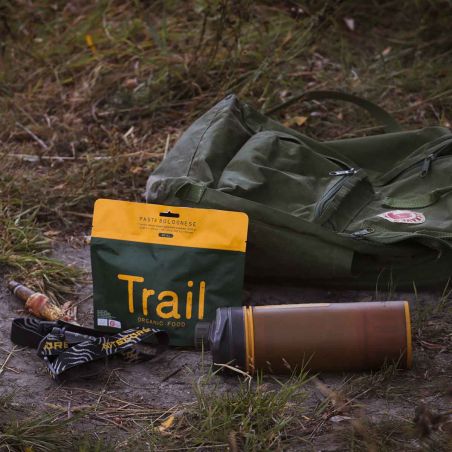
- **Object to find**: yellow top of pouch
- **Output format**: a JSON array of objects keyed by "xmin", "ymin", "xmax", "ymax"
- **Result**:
[{"xmin": 92, "ymin": 199, "xmax": 248, "ymax": 252}]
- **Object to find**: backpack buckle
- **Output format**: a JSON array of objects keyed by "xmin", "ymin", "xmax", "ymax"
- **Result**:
[{"xmin": 37, "ymin": 321, "xmax": 60, "ymax": 336}]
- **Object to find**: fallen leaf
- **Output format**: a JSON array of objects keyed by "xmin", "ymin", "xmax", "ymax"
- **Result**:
[
  {"xmin": 314, "ymin": 377, "xmax": 349, "ymax": 413},
  {"xmin": 283, "ymin": 116, "xmax": 308, "ymax": 127},
  {"xmin": 85, "ymin": 34, "xmax": 97, "ymax": 54},
  {"xmin": 158, "ymin": 415, "xmax": 176, "ymax": 432},
  {"xmin": 330, "ymin": 415, "xmax": 352, "ymax": 423},
  {"xmin": 310, "ymin": 111, "xmax": 323, "ymax": 117},
  {"xmin": 280, "ymin": 89, "xmax": 289, "ymax": 100},
  {"xmin": 343, "ymin": 17, "xmax": 355, "ymax": 31},
  {"xmin": 282, "ymin": 30, "xmax": 293, "ymax": 47},
  {"xmin": 123, "ymin": 78, "xmax": 138, "ymax": 89},
  {"xmin": 44, "ymin": 230, "xmax": 61, "ymax": 237},
  {"xmin": 228, "ymin": 431, "xmax": 239, "ymax": 452},
  {"xmin": 419, "ymin": 340, "xmax": 443, "ymax": 350},
  {"xmin": 440, "ymin": 117, "xmax": 450, "ymax": 128}
]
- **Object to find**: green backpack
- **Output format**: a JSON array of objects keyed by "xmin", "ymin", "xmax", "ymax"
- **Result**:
[{"xmin": 146, "ymin": 92, "xmax": 452, "ymax": 289}]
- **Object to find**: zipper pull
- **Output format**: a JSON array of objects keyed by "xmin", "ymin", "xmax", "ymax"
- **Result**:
[
  {"xmin": 421, "ymin": 154, "xmax": 435, "ymax": 177},
  {"xmin": 351, "ymin": 228, "xmax": 375, "ymax": 238},
  {"xmin": 329, "ymin": 168, "xmax": 356, "ymax": 176}
]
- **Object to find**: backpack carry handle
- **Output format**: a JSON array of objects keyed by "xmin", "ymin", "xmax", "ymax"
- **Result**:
[{"xmin": 264, "ymin": 90, "xmax": 402, "ymax": 134}]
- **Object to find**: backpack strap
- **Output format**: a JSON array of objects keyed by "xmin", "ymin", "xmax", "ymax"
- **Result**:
[{"xmin": 264, "ymin": 90, "xmax": 402, "ymax": 134}]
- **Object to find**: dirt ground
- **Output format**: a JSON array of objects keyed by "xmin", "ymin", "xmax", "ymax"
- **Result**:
[{"xmin": 0, "ymin": 240, "xmax": 450, "ymax": 450}]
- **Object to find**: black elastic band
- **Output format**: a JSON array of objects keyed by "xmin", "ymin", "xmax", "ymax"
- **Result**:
[
  {"xmin": 11, "ymin": 318, "xmax": 169, "ymax": 379},
  {"xmin": 11, "ymin": 318, "xmax": 109, "ymax": 348}
]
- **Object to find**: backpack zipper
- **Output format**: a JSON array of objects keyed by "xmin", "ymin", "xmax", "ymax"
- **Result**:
[
  {"xmin": 420, "ymin": 153, "xmax": 437, "ymax": 177},
  {"xmin": 405, "ymin": 151, "xmax": 448, "ymax": 179},
  {"xmin": 377, "ymin": 136, "xmax": 452, "ymax": 185},
  {"xmin": 315, "ymin": 169, "xmax": 357, "ymax": 219},
  {"xmin": 419, "ymin": 138, "xmax": 452, "ymax": 176},
  {"xmin": 386, "ymin": 153, "xmax": 448, "ymax": 182},
  {"xmin": 329, "ymin": 168, "xmax": 357, "ymax": 176},
  {"xmin": 351, "ymin": 227, "xmax": 375, "ymax": 238}
]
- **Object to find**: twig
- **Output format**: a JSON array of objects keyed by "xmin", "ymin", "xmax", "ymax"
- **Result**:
[
  {"xmin": 161, "ymin": 365, "xmax": 184, "ymax": 382},
  {"xmin": 95, "ymin": 370, "xmax": 116, "ymax": 410},
  {"xmin": 45, "ymin": 403, "xmax": 95, "ymax": 412},
  {"xmin": 162, "ymin": 445, "xmax": 229, "ymax": 451},
  {"xmin": 168, "ymin": 351, "xmax": 185, "ymax": 363},
  {"xmin": 213, "ymin": 362, "xmax": 252, "ymax": 380},
  {"xmin": 15, "ymin": 122, "xmax": 50, "ymax": 150},
  {"xmin": 394, "ymin": 89, "xmax": 452, "ymax": 113},
  {"xmin": 5, "ymin": 153, "xmax": 110, "ymax": 161},
  {"xmin": 116, "ymin": 405, "xmax": 179, "ymax": 449},
  {"xmin": 5, "ymin": 150, "xmax": 161, "ymax": 162},
  {"xmin": 70, "ymin": 293, "xmax": 93, "ymax": 308},
  {"xmin": 0, "ymin": 346, "xmax": 23, "ymax": 354},
  {"xmin": 63, "ymin": 211, "xmax": 93, "ymax": 219},
  {"xmin": 0, "ymin": 345, "xmax": 18, "ymax": 376},
  {"xmin": 163, "ymin": 133, "xmax": 171, "ymax": 159},
  {"xmin": 97, "ymin": 415, "xmax": 129, "ymax": 432}
]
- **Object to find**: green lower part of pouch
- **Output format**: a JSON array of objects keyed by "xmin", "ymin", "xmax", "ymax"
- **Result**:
[{"xmin": 91, "ymin": 237, "xmax": 245, "ymax": 346}]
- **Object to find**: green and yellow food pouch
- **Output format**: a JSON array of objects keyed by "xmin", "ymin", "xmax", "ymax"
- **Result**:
[{"xmin": 91, "ymin": 199, "xmax": 248, "ymax": 346}]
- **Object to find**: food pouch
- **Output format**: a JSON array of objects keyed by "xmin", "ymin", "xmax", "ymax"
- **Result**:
[{"xmin": 91, "ymin": 199, "xmax": 248, "ymax": 346}]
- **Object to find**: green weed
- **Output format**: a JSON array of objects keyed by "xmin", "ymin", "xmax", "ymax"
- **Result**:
[
  {"xmin": 129, "ymin": 368, "xmax": 315, "ymax": 451},
  {"xmin": 343, "ymin": 358, "xmax": 405, "ymax": 401},
  {"xmin": 178, "ymin": 369, "xmax": 312, "ymax": 450},
  {"xmin": 0, "ymin": 205, "xmax": 82, "ymax": 301},
  {"xmin": 0, "ymin": 411, "xmax": 74, "ymax": 452},
  {"xmin": 412, "ymin": 279, "xmax": 452, "ymax": 346}
]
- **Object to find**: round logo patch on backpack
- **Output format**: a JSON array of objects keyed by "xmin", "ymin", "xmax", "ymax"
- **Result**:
[{"xmin": 378, "ymin": 210, "xmax": 425, "ymax": 224}]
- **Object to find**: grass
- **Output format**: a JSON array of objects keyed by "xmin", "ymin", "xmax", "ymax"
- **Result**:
[
  {"xmin": 0, "ymin": 409, "xmax": 115, "ymax": 452},
  {"xmin": 340, "ymin": 416, "xmax": 452, "ymax": 452},
  {"xmin": 0, "ymin": 411, "xmax": 75, "ymax": 452},
  {"xmin": 0, "ymin": 358, "xmax": 450, "ymax": 451},
  {"xmin": 412, "ymin": 279, "xmax": 452, "ymax": 348},
  {"xmin": 343, "ymin": 360, "xmax": 402, "ymax": 401},
  {"xmin": 0, "ymin": 370, "xmax": 314, "ymax": 451},
  {"xmin": 123, "ymin": 368, "xmax": 315, "ymax": 450},
  {"xmin": 0, "ymin": 204, "xmax": 82, "ymax": 302},
  {"xmin": 182, "ymin": 370, "xmax": 312, "ymax": 449},
  {"xmin": 1, "ymin": 1, "xmax": 450, "ymax": 228}
]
